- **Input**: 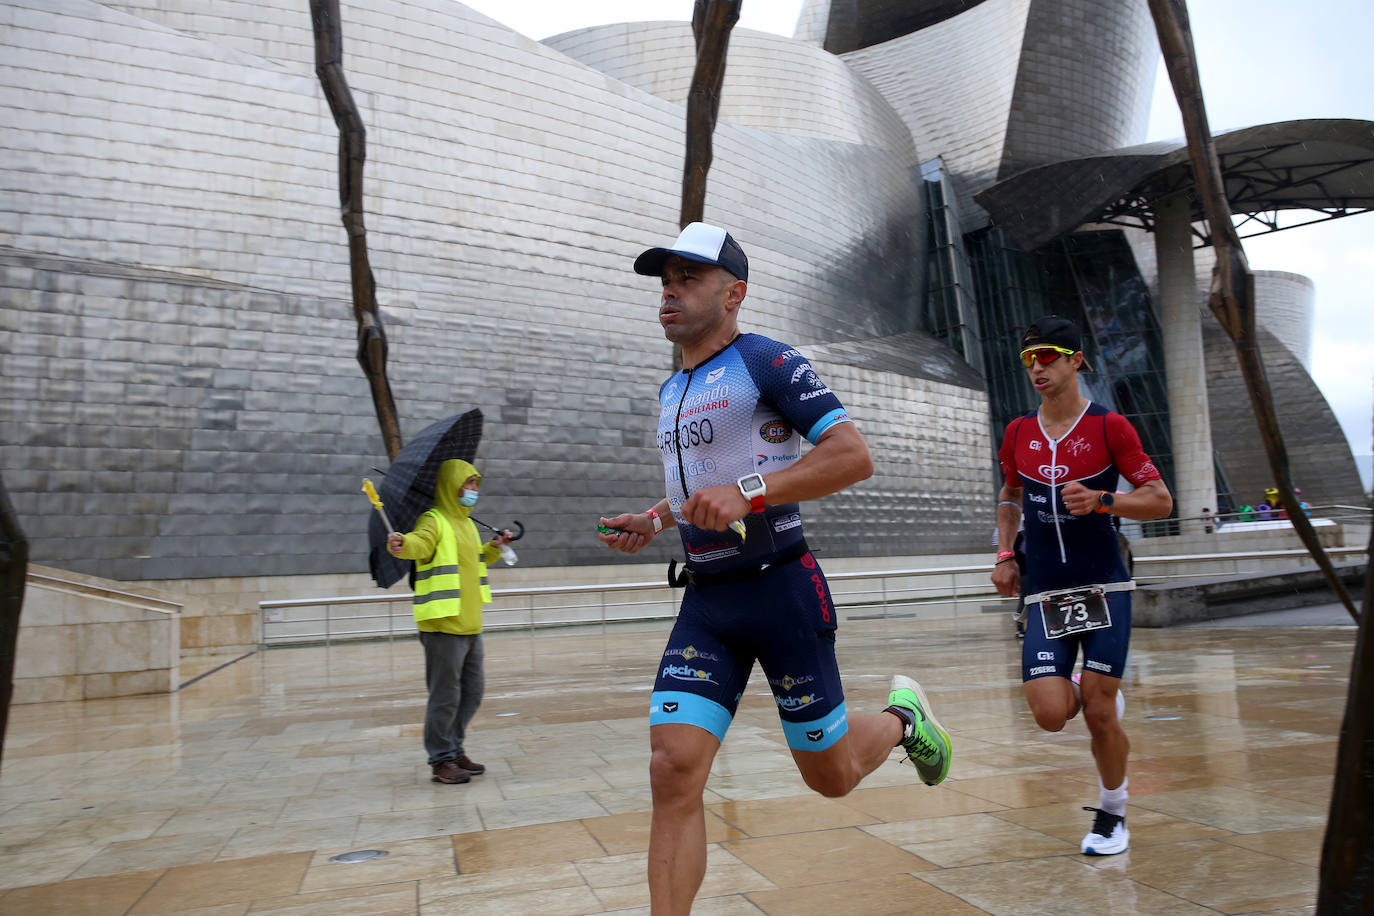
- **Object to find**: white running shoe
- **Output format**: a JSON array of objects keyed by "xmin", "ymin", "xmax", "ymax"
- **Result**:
[{"xmin": 1080, "ymin": 806, "xmax": 1129, "ymax": 855}]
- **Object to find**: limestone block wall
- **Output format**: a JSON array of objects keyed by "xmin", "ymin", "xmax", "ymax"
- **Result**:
[{"xmin": 14, "ymin": 565, "xmax": 180, "ymax": 703}]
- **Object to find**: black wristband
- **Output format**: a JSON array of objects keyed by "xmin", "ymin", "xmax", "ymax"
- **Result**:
[{"xmin": 995, "ymin": 557, "xmax": 1017, "ymax": 566}]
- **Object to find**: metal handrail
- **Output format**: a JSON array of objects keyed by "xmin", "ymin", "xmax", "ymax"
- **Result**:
[
  {"xmin": 258, "ymin": 543, "xmax": 1368, "ymax": 648},
  {"xmin": 27, "ymin": 570, "xmax": 183, "ymax": 614}
]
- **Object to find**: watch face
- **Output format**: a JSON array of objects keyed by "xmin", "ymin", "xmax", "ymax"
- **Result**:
[
  {"xmin": 1100, "ymin": 492, "xmax": 1114, "ymax": 506},
  {"xmin": 739, "ymin": 474, "xmax": 764, "ymax": 492}
]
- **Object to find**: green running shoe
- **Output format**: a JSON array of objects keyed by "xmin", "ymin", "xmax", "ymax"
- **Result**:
[{"xmin": 887, "ymin": 675, "xmax": 951, "ymax": 786}]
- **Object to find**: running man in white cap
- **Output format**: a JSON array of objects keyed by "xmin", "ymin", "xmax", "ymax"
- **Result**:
[{"xmin": 598, "ymin": 222, "xmax": 952, "ymax": 915}]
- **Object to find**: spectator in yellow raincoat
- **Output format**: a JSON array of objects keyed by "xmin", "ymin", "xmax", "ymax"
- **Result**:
[{"xmin": 388, "ymin": 458, "xmax": 512, "ymax": 784}]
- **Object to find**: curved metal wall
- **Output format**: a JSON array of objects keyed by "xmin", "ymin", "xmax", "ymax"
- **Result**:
[
  {"xmin": 544, "ymin": 23, "xmax": 917, "ymax": 154},
  {"xmin": 841, "ymin": 0, "xmax": 1032, "ymax": 230},
  {"xmin": 0, "ymin": 0, "xmax": 983, "ymax": 580},
  {"xmin": 1204, "ymin": 321, "xmax": 1364, "ymax": 509},
  {"xmin": 1252, "ymin": 270, "xmax": 1316, "ymax": 370},
  {"xmin": 795, "ymin": 0, "xmax": 996, "ymax": 53},
  {"xmin": 998, "ymin": 0, "xmax": 1158, "ymax": 180},
  {"xmin": 841, "ymin": 0, "xmax": 1157, "ymax": 230}
]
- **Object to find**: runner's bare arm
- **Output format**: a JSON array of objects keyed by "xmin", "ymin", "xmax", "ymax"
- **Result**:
[
  {"xmin": 996, "ymin": 481, "xmax": 1023, "ymax": 553},
  {"xmin": 598, "ymin": 497, "xmax": 674, "ymax": 554},
  {"xmin": 679, "ymin": 422, "xmax": 872, "ymax": 531},
  {"xmin": 992, "ymin": 481, "xmax": 1023, "ymax": 597},
  {"xmin": 761, "ymin": 421, "xmax": 873, "ymax": 503},
  {"xmin": 1061, "ymin": 478, "xmax": 1171, "ymax": 519}
]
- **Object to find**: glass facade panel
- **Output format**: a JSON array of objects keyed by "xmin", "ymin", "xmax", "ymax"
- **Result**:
[
  {"xmin": 968, "ymin": 228, "xmax": 1177, "ymax": 528},
  {"xmin": 920, "ymin": 159, "xmax": 984, "ymax": 373}
]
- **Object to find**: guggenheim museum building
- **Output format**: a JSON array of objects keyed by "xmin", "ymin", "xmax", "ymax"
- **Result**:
[{"xmin": 2, "ymin": 0, "xmax": 1369, "ymax": 591}]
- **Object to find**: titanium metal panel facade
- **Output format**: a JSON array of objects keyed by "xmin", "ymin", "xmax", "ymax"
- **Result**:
[
  {"xmin": 842, "ymin": 0, "xmax": 1157, "ymax": 230},
  {"xmin": 1203, "ymin": 321, "xmax": 1364, "ymax": 511},
  {"xmin": 544, "ymin": 23, "xmax": 917, "ymax": 152},
  {"xmin": 4, "ymin": 0, "xmax": 1350, "ymax": 585},
  {"xmin": 0, "ymin": 0, "xmax": 982, "ymax": 580}
]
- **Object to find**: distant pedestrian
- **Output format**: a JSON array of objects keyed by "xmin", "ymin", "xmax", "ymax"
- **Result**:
[{"xmin": 1201, "ymin": 507, "xmax": 1214, "ymax": 534}]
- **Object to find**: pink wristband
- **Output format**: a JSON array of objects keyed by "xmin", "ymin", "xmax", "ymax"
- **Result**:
[{"xmin": 997, "ymin": 550, "xmax": 1015, "ymax": 560}]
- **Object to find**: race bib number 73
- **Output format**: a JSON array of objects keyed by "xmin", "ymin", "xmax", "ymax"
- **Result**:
[{"xmin": 1041, "ymin": 588, "xmax": 1112, "ymax": 640}]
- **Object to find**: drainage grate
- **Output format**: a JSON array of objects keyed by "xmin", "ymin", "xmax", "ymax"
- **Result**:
[{"xmin": 329, "ymin": 849, "xmax": 389, "ymax": 863}]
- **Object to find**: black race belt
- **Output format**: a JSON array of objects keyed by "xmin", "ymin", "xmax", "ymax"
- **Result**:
[{"xmin": 668, "ymin": 540, "xmax": 810, "ymax": 589}]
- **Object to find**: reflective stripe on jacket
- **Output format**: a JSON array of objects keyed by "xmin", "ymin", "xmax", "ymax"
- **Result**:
[{"xmin": 413, "ymin": 510, "xmax": 491, "ymax": 623}]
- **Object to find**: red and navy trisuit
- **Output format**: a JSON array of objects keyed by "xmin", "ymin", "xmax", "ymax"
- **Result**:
[{"xmin": 999, "ymin": 401, "xmax": 1163, "ymax": 680}]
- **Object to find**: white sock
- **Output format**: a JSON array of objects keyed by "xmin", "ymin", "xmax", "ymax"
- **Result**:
[{"xmin": 1099, "ymin": 778, "xmax": 1128, "ymax": 817}]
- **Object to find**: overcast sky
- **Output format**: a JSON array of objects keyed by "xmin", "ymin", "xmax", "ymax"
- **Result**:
[{"xmin": 460, "ymin": 0, "xmax": 1373, "ymax": 467}]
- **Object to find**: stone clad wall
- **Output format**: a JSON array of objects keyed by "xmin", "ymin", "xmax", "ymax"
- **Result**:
[{"xmin": 14, "ymin": 565, "xmax": 180, "ymax": 703}]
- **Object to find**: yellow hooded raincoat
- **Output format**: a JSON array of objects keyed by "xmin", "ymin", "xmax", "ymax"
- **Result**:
[{"xmin": 392, "ymin": 459, "xmax": 500, "ymax": 635}]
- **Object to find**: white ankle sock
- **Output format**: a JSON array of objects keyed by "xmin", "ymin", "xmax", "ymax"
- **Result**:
[{"xmin": 1099, "ymin": 778, "xmax": 1128, "ymax": 817}]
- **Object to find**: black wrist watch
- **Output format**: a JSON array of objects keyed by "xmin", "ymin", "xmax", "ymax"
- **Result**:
[{"xmin": 1095, "ymin": 491, "xmax": 1115, "ymax": 514}]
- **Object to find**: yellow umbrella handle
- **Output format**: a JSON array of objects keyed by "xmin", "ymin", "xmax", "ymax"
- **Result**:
[{"xmin": 362, "ymin": 478, "xmax": 395, "ymax": 534}]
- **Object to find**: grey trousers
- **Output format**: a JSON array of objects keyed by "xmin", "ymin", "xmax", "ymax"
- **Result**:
[{"xmin": 418, "ymin": 631, "xmax": 485, "ymax": 766}]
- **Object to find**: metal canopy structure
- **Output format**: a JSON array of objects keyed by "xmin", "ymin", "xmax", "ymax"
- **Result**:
[{"xmin": 975, "ymin": 119, "xmax": 1374, "ymax": 250}]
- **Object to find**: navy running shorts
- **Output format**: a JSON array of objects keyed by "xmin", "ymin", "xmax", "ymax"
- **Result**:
[
  {"xmin": 649, "ymin": 551, "xmax": 849, "ymax": 751},
  {"xmin": 1021, "ymin": 589, "xmax": 1131, "ymax": 681}
]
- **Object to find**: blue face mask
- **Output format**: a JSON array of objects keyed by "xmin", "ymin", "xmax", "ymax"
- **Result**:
[{"xmin": 459, "ymin": 488, "xmax": 479, "ymax": 508}]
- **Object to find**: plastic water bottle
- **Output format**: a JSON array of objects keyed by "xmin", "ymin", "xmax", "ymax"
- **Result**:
[{"xmin": 499, "ymin": 544, "xmax": 518, "ymax": 566}]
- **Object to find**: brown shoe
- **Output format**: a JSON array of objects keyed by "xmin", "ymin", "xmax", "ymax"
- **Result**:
[
  {"xmin": 454, "ymin": 755, "xmax": 485, "ymax": 775},
  {"xmin": 431, "ymin": 760, "xmax": 471, "ymax": 784}
]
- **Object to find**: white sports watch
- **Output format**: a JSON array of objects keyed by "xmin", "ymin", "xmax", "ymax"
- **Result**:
[{"xmin": 736, "ymin": 473, "xmax": 767, "ymax": 513}]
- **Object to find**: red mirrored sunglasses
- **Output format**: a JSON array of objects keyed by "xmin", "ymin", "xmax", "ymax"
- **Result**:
[{"xmin": 1019, "ymin": 345, "xmax": 1076, "ymax": 368}]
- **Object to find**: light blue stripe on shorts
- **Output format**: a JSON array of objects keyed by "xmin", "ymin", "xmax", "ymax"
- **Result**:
[{"xmin": 650, "ymin": 690, "xmax": 733, "ymax": 741}]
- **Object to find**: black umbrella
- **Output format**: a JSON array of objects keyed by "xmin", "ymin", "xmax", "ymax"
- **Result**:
[{"xmin": 366, "ymin": 409, "xmax": 485, "ymax": 588}]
